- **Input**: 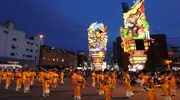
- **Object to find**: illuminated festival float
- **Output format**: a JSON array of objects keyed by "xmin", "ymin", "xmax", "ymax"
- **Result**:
[
  {"xmin": 120, "ymin": 0, "xmax": 152, "ymax": 71},
  {"xmin": 88, "ymin": 22, "xmax": 108, "ymax": 70}
]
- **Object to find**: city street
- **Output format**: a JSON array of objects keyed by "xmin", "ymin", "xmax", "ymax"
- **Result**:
[{"xmin": 0, "ymin": 78, "xmax": 179, "ymax": 100}]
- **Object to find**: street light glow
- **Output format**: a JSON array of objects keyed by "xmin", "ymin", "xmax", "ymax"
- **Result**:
[{"xmin": 40, "ymin": 34, "xmax": 43, "ymax": 38}]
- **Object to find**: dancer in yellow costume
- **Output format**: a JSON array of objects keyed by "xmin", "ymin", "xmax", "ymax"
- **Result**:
[
  {"xmin": 0, "ymin": 68, "xmax": 4, "ymax": 83},
  {"xmin": 52, "ymin": 70, "xmax": 59, "ymax": 88},
  {"xmin": 141, "ymin": 69, "xmax": 157, "ymax": 100},
  {"xmin": 30, "ymin": 70, "xmax": 36, "ymax": 86},
  {"xmin": 111, "ymin": 70, "xmax": 117, "ymax": 89},
  {"xmin": 123, "ymin": 70, "xmax": 133, "ymax": 99},
  {"xmin": 74, "ymin": 70, "xmax": 86, "ymax": 100},
  {"xmin": 160, "ymin": 71, "xmax": 172, "ymax": 100},
  {"xmin": 42, "ymin": 69, "xmax": 52, "ymax": 97},
  {"xmin": 5, "ymin": 68, "xmax": 14, "ymax": 89},
  {"xmin": 15, "ymin": 69, "xmax": 23, "ymax": 91},
  {"xmin": 167, "ymin": 70, "xmax": 177, "ymax": 96},
  {"xmin": 91, "ymin": 70, "xmax": 96, "ymax": 87},
  {"xmin": 98, "ymin": 71, "xmax": 104, "ymax": 95},
  {"xmin": 60, "ymin": 70, "xmax": 65, "ymax": 85},
  {"xmin": 23, "ymin": 68, "xmax": 31, "ymax": 93},
  {"xmin": 103, "ymin": 69, "xmax": 113, "ymax": 100}
]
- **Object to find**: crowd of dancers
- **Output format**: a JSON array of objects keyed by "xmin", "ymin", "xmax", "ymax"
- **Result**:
[{"xmin": 0, "ymin": 67, "xmax": 178, "ymax": 100}]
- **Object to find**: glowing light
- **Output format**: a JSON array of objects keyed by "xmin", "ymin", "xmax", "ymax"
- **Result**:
[
  {"xmin": 88, "ymin": 22, "xmax": 108, "ymax": 70},
  {"xmin": 40, "ymin": 34, "xmax": 44, "ymax": 38}
]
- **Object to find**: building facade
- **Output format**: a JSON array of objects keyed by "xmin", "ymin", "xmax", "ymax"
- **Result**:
[
  {"xmin": 113, "ymin": 37, "xmax": 129, "ymax": 69},
  {"xmin": 0, "ymin": 21, "xmax": 43, "ymax": 67},
  {"xmin": 146, "ymin": 34, "xmax": 168, "ymax": 70},
  {"xmin": 77, "ymin": 51, "xmax": 87, "ymax": 68},
  {"xmin": 39, "ymin": 45, "xmax": 77, "ymax": 68},
  {"xmin": 167, "ymin": 45, "xmax": 180, "ymax": 67}
]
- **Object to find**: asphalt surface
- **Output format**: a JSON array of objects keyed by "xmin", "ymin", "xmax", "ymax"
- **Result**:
[{"xmin": 0, "ymin": 78, "xmax": 179, "ymax": 100}]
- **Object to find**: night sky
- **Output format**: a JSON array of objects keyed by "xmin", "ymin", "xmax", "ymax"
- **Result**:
[{"xmin": 0, "ymin": 0, "xmax": 180, "ymax": 55}]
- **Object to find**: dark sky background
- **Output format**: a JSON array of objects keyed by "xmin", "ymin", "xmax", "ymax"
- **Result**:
[{"xmin": 0, "ymin": 0, "xmax": 180, "ymax": 56}]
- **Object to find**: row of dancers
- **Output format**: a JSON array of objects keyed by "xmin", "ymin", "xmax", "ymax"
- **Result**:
[{"xmin": 0, "ymin": 67, "xmax": 178, "ymax": 100}]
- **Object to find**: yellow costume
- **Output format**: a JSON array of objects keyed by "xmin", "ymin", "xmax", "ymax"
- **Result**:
[
  {"xmin": 143, "ymin": 75, "xmax": 157, "ymax": 100},
  {"xmin": 111, "ymin": 72, "xmax": 117, "ymax": 88},
  {"xmin": 123, "ymin": 73, "xmax": 133, "ymax": 98},
  {"xmin": 38, "ymin": 71, "xmax": 44, "ymax": 83},
  {"xmin": 52, "ymin": 72, "xmax": 59, "ymax": 88},
  {"xmin": 168, "ymin": 73, "xmax": 177, "ymax": 96},
  {"xmin": 23, "ymin": 71, "xmax": 31, "ymax": 93},
  {"xmin": 3, "ymin": 71, "xmax": 7, "ymax": 80},
  {"xmin": 91, "ymin": 72, "xmax": 96, "ymax": 87},
  {"xmin": 5, "ymin": 71, "xmax": 14, "ymax": 89},
  {"xmin": 42, "ymin": 72, "xmax": 52, "ymax": 97},
  {"xmin": 74, "ymin": 73, "xmax": 86, "ymax": 100},
  {"xmin": 60, "ymin": 72, "xmax": 65, "ymax": 84},
  {"xmin": 160, "ymin": 75, "xmax": 171, "ymax": 100},
  {"xmin": 99, "ymin": 74, "xmax": 104, "ymax": 95},
  {"xmin": 0, "ymin": 72, "xmax": 3, "ymax": 83},
  {"xmin": 15, "ymin": 72, "xmax": 23, "ymax": 91},
  {"xmin": 104, "ymin": 74, "xmax": 113, "ymax": 100},
  {"xmin": 30, "ymin": 71, "xmax": 36, "ymax": 86}
]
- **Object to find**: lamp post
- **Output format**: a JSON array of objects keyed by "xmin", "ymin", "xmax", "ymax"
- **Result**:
[{"xmin": 38, "ymin": 34, "xmax": 44, "ymax": 68}]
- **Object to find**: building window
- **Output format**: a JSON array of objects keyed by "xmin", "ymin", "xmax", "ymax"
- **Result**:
[
  {"xmin": 12, "ymin": 45, "xmax": 16, "ymax": 49},
  {"xmin": 62, "ymin": 58, "xmax": 64, "ymax": 62},
  {"xmin": 12, "ymin": 38, "xmax": 17, "ymax": 41},
  {"xmin": 53, "ymin": 58, "xmax": 55, "ymax": 61},
  {"xmin": 23, "ymin": 54, "xmax": 25, "ymax": 57},
  {"xmin": 10, "ymin": 53, "xmax": 15, "ymax": 56},
  {"xmin": 27, "ymin": 42, "xmax": 30, "ymax": 44},
  {"xmin": 43, "ymin": 57, "xmax": 46, "ymax": 60},
  {"xmin": 4, "ymin": 30, "xmax": 8, "ymax": 33},
  {"xmin": 36, "ymin": 44, "xmax": 38, "ymax": 46},
  {"xmin": 31, "ymin": 43, "xmax": 34, "ymax": 45},
  {"xmin": 56, "ymin": 58, "xmax": 59, "ymax": 61},
  {"xmin": 30, "ymin": 49, "xmax": 33, "ymax": 52},
  {"xmin": 29, "ymin": 55, "xmax": 32, "ymax": 58},
  {"xmin": 26, "ymin": 49, "xmax": 29, "ymax": 51}
]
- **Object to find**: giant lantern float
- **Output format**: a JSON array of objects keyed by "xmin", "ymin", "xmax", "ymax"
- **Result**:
[
  {"xmin": 88, "ymin": 22, "xmax": 108, "ymax": 71},
  {"xmin": 120, "ymin": 0, "xmax": 152, "ymax": 71}
]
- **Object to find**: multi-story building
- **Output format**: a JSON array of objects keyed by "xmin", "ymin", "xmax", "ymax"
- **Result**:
[
  {"xmin": 146, "ymin": 34, "xmax": 168, "ymax": 70},
  {"xmin": 39, "ymin": 45, "xmax": 77, "ymax": 68},
  {"xmin": 167, "ymin": 45, "xmax": 180, "ymax": 66},
  {"xmin": 77, "ymin": 51, "xmax": 87, "ymax": 68},
  {"xmin": 0, "ymin": 21, "xmax": 43, "ymax": 67},
  {"xmin": 113, "ymin": 37, "xmax": 129, "ymax": 69}
]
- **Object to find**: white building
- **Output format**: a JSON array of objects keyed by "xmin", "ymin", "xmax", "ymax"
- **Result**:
[{"xmin": 0, "ymin": 21, "xmax": 43, "ymax": 67}]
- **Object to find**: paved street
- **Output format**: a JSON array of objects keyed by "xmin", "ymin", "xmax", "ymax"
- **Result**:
[{"xmin": 0, "ymin": 78, "xmax": 179, "ymax": 100}]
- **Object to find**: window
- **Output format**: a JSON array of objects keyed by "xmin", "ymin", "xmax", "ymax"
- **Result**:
[
  {"xmin": 30, "ymin": 49, "xmax": 33, "ymax": 52},
  {"xmin": 23, "ymin": 54, "xmax": 25, "ymax": 57},
  {"xmin": 27, "ymin": 42, "xmax": 30, "ymax": 44},
  {"xmin": 36, "ymin": 44, "xmax": 38, "ymax": 46},
  {"xmin": 56, "ymin": 58, "xmax": 59, "ymax": 61},
  {"xmin": 26, "ymin": 49, "xmax": 29, "ymax": 51},
  {"xmin": 10, "ymin": 53, "xmax": 15, "ymax": 56},
  {"xmin": 31, "ymin": 43, "xmax": 34, "ymax": 45},
  {"xmin": 43, "ymin": 57, "xmax": 46, "ymax": 60},
  {"xmin": 11, "ymin": 45, "xmax": 16, "ymax": 49},
  {"xmin": 4, "ymin": 30, "xmax": 8, "ymax": 33},
  {"xmin": 29, "ymin": 55, "xmax": 32, "ymax": 58},
  {"xmin": 12, "ymin": 38, "xmax": 17, "ymax": 41},
  {"xmin": 53, "ymin": 58, "xmax": 55, "ymax": 61},
  {"xmin": 62, "ymin": 58, "xmax": 64, "ymax": 62}
]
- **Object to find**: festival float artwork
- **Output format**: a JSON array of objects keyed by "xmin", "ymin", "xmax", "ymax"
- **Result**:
[
  {"xmin": 120, "ymin": 0, "xmax": 151, "ymax": 71},
  {"xmin": 88, "ymin": 22, "xmax": 108, "ymax": 70}
]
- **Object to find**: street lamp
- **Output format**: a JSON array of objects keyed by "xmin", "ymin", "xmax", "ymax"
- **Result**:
[{"xmin": 40, "ymin": 34, "xmax": 44, "ymax": 39}]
